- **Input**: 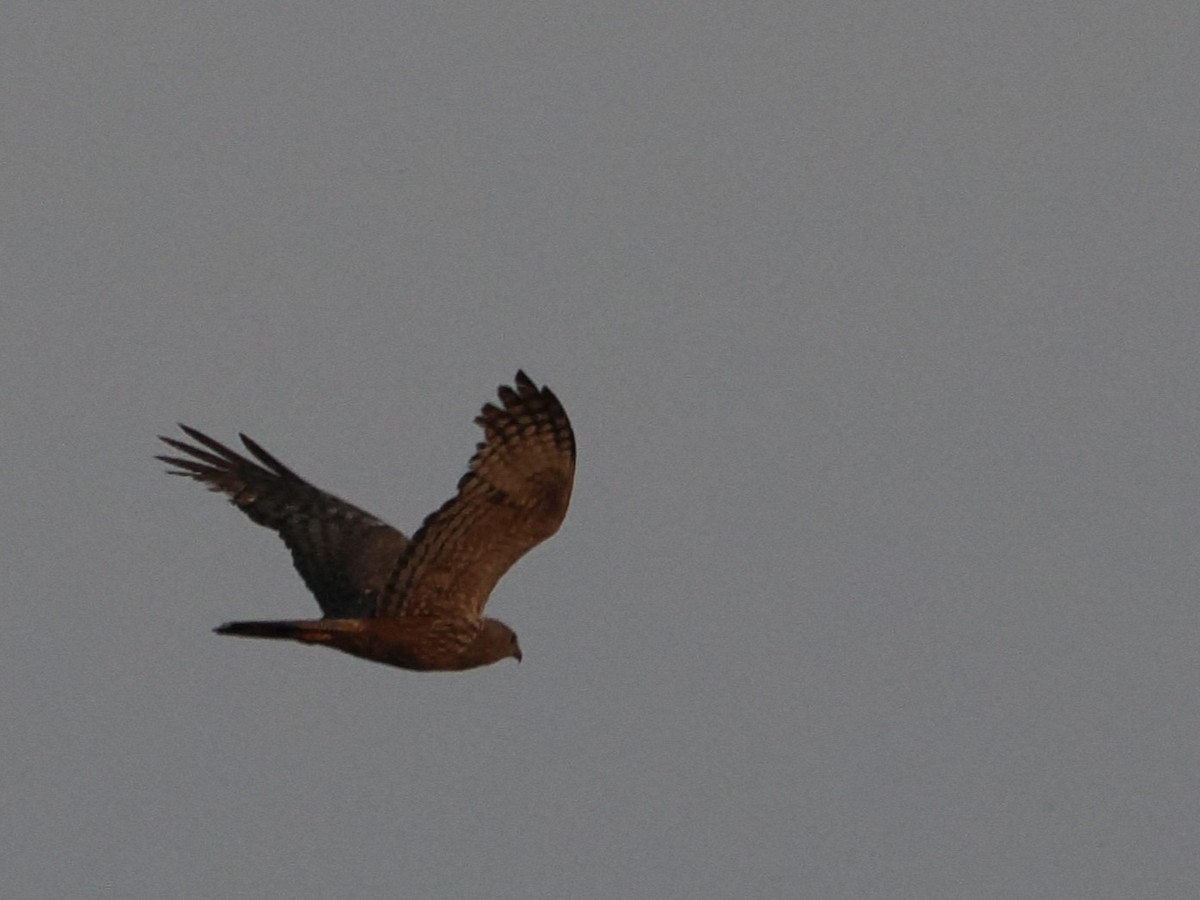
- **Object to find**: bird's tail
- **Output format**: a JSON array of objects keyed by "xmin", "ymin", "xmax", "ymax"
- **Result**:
[{"xmin": 214, "ymin": 619, "xmax": 351, "ymax": 644}]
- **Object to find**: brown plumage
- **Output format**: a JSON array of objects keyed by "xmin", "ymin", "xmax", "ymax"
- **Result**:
[{"xmin": 157, "ymin": 371, "xmax": 575, "ymax": 672}]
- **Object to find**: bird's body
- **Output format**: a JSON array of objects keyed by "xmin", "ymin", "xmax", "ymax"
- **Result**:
[
  {"xmin": 213, "ymin": 616, "xmax": 515, "ymax": 671},
  {"xmin": 158, "ymin": 371, "xmax": 574, "ymax": 672}
]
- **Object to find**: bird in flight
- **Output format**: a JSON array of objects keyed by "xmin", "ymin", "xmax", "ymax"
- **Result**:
[{"xmin": 157, "ymin": 371, "xmax": 575, "ymax": 672}]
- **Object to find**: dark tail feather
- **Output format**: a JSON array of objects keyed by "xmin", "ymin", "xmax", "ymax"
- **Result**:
[
  {"xmin": 215, "ymin": 620, "xmax": 311, "ymax": 640},
  {"xmin": 214, "ymin": 618, "xmax": 360, "ymax": 645}
]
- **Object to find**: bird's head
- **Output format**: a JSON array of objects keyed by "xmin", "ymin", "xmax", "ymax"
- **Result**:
[{"xmin": 457, "ymin": 618, "xmax": 522, "ymax": 669}]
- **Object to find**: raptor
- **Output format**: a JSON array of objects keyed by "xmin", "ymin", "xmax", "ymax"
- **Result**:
[{"xmin": 157, "ymin": 371, "xmax": 574, "ymax": 672}]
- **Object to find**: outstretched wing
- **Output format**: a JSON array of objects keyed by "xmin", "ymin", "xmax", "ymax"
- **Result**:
[
  {"xmin": 379, "ymin": 371, "xmax": 575, "ymax": 621},
  {"xmin": 157, "ymin": 426, "xmax": 407, "ymax": 618}
]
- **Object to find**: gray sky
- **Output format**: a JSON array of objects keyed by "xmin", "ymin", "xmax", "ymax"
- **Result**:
[{"xmin": 4, "ymin": 3, "xmax": 1200, "ymax": 897}]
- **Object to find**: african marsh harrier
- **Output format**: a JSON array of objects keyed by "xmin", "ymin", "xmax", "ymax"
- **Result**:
[{"xmin": 157, "ymin": 371, "xmax": 574, "ymax": 672}]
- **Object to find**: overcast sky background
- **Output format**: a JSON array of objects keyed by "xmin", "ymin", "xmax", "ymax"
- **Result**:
[{"xmin": 4, "ymin": 3, "xmax": 1200, "ymax": 897}]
